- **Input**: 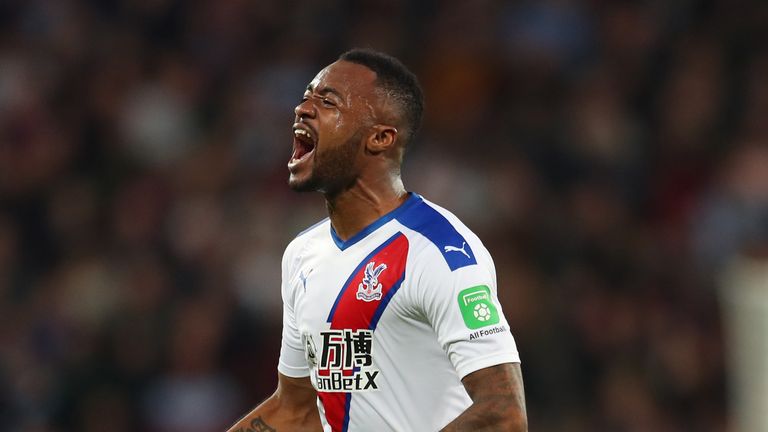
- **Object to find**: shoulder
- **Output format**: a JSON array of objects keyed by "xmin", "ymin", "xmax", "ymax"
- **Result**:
[
  {"xmin": 295, "ymin": 217, "xmax": 330, "ymax": 240},
  {"xmin": 283, "ymin": 217, "xmax": 330, "ymax": 265},
  {"xmin": 281, "ymin": 217, "xmax": 330, "ymax": 301},
  {"xmin": 396, "ymin": 195, "xmax": 490, "ymax": 272}
]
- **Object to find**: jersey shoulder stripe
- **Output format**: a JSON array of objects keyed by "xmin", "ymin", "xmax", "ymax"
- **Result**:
[{"xmin": 395, "ymin": 197, "xmax": 477, "ymax": 271}]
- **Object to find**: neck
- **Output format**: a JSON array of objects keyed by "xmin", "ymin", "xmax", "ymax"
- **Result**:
[{"xmin": 325, "ymin": 176, "xmax": 407, "ymax": 241}]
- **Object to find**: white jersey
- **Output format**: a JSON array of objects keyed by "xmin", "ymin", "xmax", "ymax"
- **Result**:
[{"xmin": 278, "ymin": 193, "xmax": 520, "ymax": 432}]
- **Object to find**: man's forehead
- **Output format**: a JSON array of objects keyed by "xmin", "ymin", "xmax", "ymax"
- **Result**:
[{"xmin": 308, "ymin": 61, "xmax": 377, "ymax": 96}]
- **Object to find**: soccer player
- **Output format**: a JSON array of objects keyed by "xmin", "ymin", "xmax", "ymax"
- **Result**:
[{"xmin": 227, "ymin": 49, "xmax": 527, "ymax": 432}]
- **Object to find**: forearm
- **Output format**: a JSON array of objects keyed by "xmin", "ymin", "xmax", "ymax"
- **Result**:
[
  {"xmin": 227, "ymin": 403, "xmax": 278, "ymax": 432},
  {"xmin": 227, "ymin": 392, "xmax": 320, "ymax": 432}
]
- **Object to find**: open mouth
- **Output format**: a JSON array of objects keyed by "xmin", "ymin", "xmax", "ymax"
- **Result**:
[{"xmin": 290, "ymin": 126, "xmax": 316, "ymax": 164}]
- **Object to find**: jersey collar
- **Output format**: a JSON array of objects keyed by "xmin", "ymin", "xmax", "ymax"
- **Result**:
[{"xmin": 330, "ymin": 192, "xmax": 421, "ymax": 251}]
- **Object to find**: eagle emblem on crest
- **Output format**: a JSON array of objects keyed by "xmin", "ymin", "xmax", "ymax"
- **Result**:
[{"xmin": 356, "ymin": 261, "xmax": 387, "ymax": 302}]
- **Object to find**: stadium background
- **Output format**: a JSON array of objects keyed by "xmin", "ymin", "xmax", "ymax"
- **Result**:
[{"xmin": 1, "ymin": 0, "xmax": 767, "ymax": 431}]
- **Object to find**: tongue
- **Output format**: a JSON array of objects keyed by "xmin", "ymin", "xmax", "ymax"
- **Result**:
[{"xmin": 294, "ymin": 138, "xmax": 313, "ymax": 159}]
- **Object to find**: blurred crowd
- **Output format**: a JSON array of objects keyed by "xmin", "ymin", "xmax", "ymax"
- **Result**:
[{"xmin": 1, "ymin": 0, "xmax": 767, "ymax": 431}]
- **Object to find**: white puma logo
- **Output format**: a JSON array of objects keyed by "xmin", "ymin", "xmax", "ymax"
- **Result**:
[
  {"xmin": 299, "ymin": 268, "xmax": 313, "ymax": 292},
  {"xmin": 444, "ymin": 241, "xmax": 470, "ymax": 259}
]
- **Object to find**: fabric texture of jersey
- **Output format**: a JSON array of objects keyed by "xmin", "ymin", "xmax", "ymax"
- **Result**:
[{"xmin": 278, "ymin": 193, "xmax": 520, "ymax": 432}]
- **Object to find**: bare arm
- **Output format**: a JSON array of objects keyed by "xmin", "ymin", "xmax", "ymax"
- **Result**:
[
  {"xmin": 440, "ymin": 362, "xmax": 527, "ymax": 432},
  {"xmin": 226, "ymin": 373, "xmax": 322, "ymax": 432}
]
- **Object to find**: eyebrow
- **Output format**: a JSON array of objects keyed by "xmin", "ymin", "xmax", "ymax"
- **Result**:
[{"xmin": 306, "ymin": 84, "xmax": 344, "ymax": 102}]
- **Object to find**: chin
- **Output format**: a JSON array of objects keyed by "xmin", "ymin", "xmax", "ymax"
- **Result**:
[{"xmin": 288, "ymin": 175, "xmax": 320, "ymax": 193}]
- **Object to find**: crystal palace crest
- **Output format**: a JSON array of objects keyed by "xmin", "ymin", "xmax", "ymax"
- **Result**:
[{"xmin": 356, "ymin": 261, "xmax": 387, "ymax": 302}]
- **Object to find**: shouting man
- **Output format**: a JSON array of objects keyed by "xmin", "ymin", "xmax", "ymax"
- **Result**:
[{"xmin": 228, "ymin": 49, "xmax": 527, "ymax": 432}]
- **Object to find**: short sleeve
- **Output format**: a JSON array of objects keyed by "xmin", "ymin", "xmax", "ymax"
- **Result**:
[
  {"xmin": 277, "ymin": 242, "xmax": 310, "ymax": 378},
  {"xmin": 415, "ymin": 247, "xmax": 520, "ymax": 379}
]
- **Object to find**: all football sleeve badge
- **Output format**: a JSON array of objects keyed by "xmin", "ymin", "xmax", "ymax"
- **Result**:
[{"xmin": 457, "ymin": 285, "xmax": 500, "ymax": 329}]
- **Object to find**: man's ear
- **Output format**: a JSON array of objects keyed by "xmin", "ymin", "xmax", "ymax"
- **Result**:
[{"xmin": 365, "ymin": 125, "xmax": 398, "ymax": 154}]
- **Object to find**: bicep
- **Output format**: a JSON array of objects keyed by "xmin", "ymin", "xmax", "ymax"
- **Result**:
[
  {"xmin": 226, "ymin": 374, "xmax": 319, "ymax": 432},
  {"xmin": 276, "ymin": 373, "xmax": 317, "ymax": 409},
  {"xmin": 462, "ymin": 363, "xmax": 527, "ymax": 424},
  {"xmin": 440, "ymin": 363, "xmax": 527, "ymax": 431}
]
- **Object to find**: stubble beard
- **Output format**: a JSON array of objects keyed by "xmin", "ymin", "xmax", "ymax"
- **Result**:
[{"xmin": 288, "ymin": 131, "xmax": 362, "ymax": 196}]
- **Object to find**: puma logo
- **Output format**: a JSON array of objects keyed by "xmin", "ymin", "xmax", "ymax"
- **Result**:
[
  {"xmin": 444, "ymin": 242, "xmax": 470, "ymax": 259},
  {"xmin": 299, "ymin": 268, "xmax": 313, "ymax": 292}
]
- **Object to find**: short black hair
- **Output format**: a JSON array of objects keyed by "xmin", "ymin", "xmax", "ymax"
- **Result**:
[{"xmin": 339, "ymin": 48, "xmax": 424, "ymax": 147}]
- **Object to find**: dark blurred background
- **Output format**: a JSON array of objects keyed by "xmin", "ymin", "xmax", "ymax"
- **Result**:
[{"xmin": 1, "ymin": 0, "xmax": 768, "ymax": 431}]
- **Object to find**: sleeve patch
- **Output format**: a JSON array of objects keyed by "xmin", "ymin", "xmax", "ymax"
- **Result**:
[{"xmin": 457, "ymin": 285, "xmax": 500, "ymax": 329}]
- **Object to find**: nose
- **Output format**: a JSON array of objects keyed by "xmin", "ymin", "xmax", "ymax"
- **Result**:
[{"xmin": 294, "ymin": 98, "xmax": 316, "ymax": 119}]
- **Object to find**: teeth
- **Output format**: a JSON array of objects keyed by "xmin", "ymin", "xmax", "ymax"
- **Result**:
[{"xmin": 294, "ymin": 129, "xmax": 311, "ymax": 139}]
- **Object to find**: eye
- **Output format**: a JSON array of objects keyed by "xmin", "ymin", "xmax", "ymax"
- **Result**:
[{"xmin": 322, "ymin": 98, "xmax": 336, "ymax": 107}]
